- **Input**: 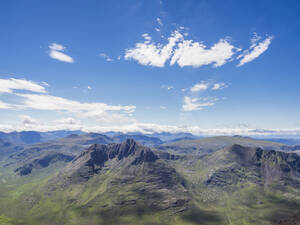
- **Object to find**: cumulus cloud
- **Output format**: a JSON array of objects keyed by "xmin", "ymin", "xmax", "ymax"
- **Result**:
[
  {"xmin": 182, "ymin": 96, "xmax": 219, "ymax": 111},
  {"xmin": 212, "ymin": 82, "xmax": 227, "ymax": 90},
  {"xmin": 237, "ymin": 34, "xmax": 273, "ymax": 66},
  {"xmin": 171, "ymin": 38, "xmax": 239, "ymax": 68},
  {"xmin": 125, "ymin": 29, "xmax": 240, "ymax": 68},
  {"xmin": 99, "ymin": 53, "xmax": 114, "ymax": 61},
  {"xmin": 124, "ymin": 31, "xmax": 183, "ymax": 67},
  {"xmin": 19, "ymin": 115, "xmax": 38, "ymax": 125},
  {"xmin": 190, "ymin": 81, "xmax": 210, "ymax": 92},
  {"xmin": 48, "ymin": 43, "xmax": 74, "ymax": 63},
  {"xmin": 0, "ymin": 78, "xmax": 46, "ymax": 93},
  {"xmin": 125, "ymin": 29, "xmax": 273, "ymax": 68}
]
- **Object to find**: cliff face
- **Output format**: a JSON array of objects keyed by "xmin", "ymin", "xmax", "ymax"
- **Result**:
[{"xmin": 205, "ymin": 144, "xmax": 300, "ymax": 188}]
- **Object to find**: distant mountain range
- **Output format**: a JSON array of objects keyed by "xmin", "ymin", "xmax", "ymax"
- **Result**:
[{"xmin": 0, "ymin": 130, "xmax": 83, "ymax": 145}]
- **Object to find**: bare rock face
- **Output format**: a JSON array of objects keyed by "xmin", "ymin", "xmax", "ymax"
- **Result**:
[
  {"xmin": 53, "ymin": 139, "xmax": 159, "ymax": 184},
  {"xmin": 205, "ymin": 144, "xmax": 300, "ymax": 188}
]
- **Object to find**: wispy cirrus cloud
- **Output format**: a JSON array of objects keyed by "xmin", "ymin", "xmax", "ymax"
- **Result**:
[
  {"xmin": 212, "ymin": 82, "xmax": 227, "ymax": 90},
  {"xmin": 237, "ymin": 33, "xmax": 273, "ymax": 66},
  {"xmin": 0, "ymin": 78, "xmax": 46, "ymax": 93},
  {"xmin": 48, "ymin": 43, "xmax": 74, "ymax": 63},
  {"xmin": 0, "ymin": 101, "xmax": 11, "ymax": 109},
  {"xmin": 182, "ymin": 96, "xmax": 219, "ymax": 111},
  {"xmin": 182, "ymin": 81, "xmax": 227, "ymax": 111},
  {"xmin": 99, "ymin": 53, "xmax": 114, "ymax": 61},
  {"xmin": 0, "ymin": 78, "xmax": 136, "ymax": 125},
  {"xmin": 15, "ymin": 93, "xmax": 135, "ymax": 123},
  {"xmin": 190, "ymin": 81, "xmax": 228, "ymax": 92},
  {"xmin": 190, "ymin": 81, "xmax": 210, "ymax": 92},
  {"xmin": 161, "ymin": 85, "xmax": 174, "ymax": 90}
]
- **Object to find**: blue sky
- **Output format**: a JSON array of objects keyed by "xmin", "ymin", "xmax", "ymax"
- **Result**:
[{"xmin": 0, "ymin": 0, "xmax": 300, "ymax": 136}]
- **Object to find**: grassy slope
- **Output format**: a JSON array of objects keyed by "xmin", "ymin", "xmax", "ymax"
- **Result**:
[{"xmin": 1, "ymin": 142, "xmax": 300, "ymax": 225}]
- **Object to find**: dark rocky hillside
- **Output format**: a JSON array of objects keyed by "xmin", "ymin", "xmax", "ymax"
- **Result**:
[
  {"xmin": 205, "ymin": 144, "xmax": 300, "ymax": 188},
  {"xmin": 275, "ymin": 211, "xmax": 300, "ymax": 225},
  {"xmin": 15, "ymin": 152, "xmax": 74, "ymax": 176}
]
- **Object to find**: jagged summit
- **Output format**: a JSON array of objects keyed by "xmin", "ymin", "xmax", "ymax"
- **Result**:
[{"xmin": 54, "ymin": 139, "xmax": 159, "ymax": 184}]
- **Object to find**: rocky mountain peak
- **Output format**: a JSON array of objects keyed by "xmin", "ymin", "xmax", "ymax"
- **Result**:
[{"xmin": 58, "ymin": 139, "xmax": 159, "ymax": 183}]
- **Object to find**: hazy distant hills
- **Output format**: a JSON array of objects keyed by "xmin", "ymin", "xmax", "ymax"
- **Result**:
[
  {"xmin": 262, "ymin": 138, "xmax": 300, "ymax": 146},
  {"xmin": 158, "ymin": 135, "xmax": 294, "ymax": 155},
  {"xmin": 1, "ymin": 132, "xmax": 300, "ymax": 224},
  {"xmin": 0, "ymin": 131, "xmax": 197, "ymax": 164},
  {"xmin": 0, "ymin": 130, "xmax": 83, "ymax": 145}
]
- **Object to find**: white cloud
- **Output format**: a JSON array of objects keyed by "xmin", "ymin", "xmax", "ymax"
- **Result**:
[
  {"xmin": 190, "ymin": 81, "xmax": 210, "ymax": 92},
  {"xmin": 125, "ymin": 28, "xmax": 273, "ymax": 68},
  {"xmin": 160, "ymin": 105, "xmax": 167, "ymax": 109},
  {"xmin": 1, "ymin": 115, "xmax": 300, "ymax": 137},
  {"xmin": 182, "ymin": 81, "xmax": 227, "ymax": 111},
  {"xmin": 0, "ymin": 101, "xmax": 11, "ymax": 109},
  {"xmin": 212, "ymin": 82, "xmax": 227, "ymax": 90},
  {"xmin": 0, "ymin": 78, "xmax": 46, "ymax": 93},
  {"xmin": 124, "ymin": 30, "xmax": 183, "ymax": 67},
  {"xmin": 157, "ymin": 18, "xmax": 163, "ymax": 26},
  {"xmin": 14, "ymin": 93, "xmax": 135, "ymax": 124},
  {"xmin": 53, "ymin": 117, "xmax": 80, "ymax": 125},
  {"xmin": 161, "ymin": 85, "xmax": 174, "ymax": 90},
  {"xmin": 19, "ymin": 115, "xmax": 38, "ymax": 125},
  {"xmin": 41, "ymin": 81, "xmax": 49, "ymax": 86},
  {"xmin": 99, "ymin": 53, "xmax": 114, "ymax": 62},
  {"xmin": 87, "ymin": 86, "xmax": 92, "ymax": 90},
  {"xmin": 48, "ymin": 43, "xmax": 74, "ymax": 63},
  {"xmin": 182, "ymin": 96, "xmax": 219, "ymax": 111},
  {"xmin": 0, "ymin": 78, "xmax": 136, "ymax": 125},
  {"xmin": 125, "ymin": 29, "xmax": 239, "ymax": 68},
  {"xmin": 171, "ymin": 39, "xmax": 239, "ymax": 68},
  {"xmin": 237, "ymin": 34, "xmax": 273, "ymax": 66}
]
